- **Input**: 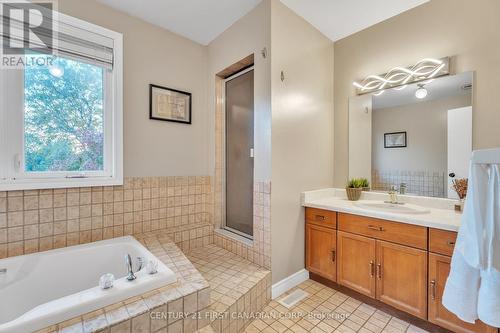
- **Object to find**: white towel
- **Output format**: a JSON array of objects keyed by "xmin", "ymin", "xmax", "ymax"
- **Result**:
[
  {"xmin": 478, "ymin": 269, "xmax": 500, "ymax": 327},
  {"xmin": 442, "ymin": 251, "xmax": 480, "ymax": 323},
  {"xmin": 443, "ymin": 163, "xmax": 500, "ymax": 327}
]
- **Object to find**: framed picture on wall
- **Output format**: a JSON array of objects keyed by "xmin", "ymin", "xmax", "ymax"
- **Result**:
[
  {"xmin": 384, "ymin": 131, "xmax": 407, "ymax": 148},
  {"xmin": 149, "ymin": 84, "xmax": 192, "ymax": 124}
]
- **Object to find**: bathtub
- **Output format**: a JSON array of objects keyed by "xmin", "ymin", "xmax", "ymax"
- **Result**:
[{"xmin": 0, "ymin": 236, "xmax": 177, "ymax": 333}]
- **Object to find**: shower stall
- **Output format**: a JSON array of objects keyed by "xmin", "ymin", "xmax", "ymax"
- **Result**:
[{"xmin": 224, "ymin": 67, "xmax": 254, "ymax": 238}]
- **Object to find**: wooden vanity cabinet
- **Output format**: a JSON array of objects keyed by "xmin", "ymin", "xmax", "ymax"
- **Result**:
[
  {"xmin": 376, "ymin": 240, "xmax": 428, "ymax": 319},
  {"xmin": 305, "ymin": 209, "xmax": 499, "ymax": 332},
  {"xmin": 337, "ymin": 231, "xmax": 376, "ymax": 297},
  {"xmin": 429, "ymin": 228, "xmax": 457, "ymax": 256},
  {"xmin": 305, "ymin": 208, "xmax": 337, "ymax": 281},
  {"xmin": 305, "ymin": 207, "xmax": 337, "ymax": 228},
  {"xmin": 337, "ymin": 231, "xmax": 427, "ymax": 318},
  {"xmin": 428, "ymin": 250, "xmax": 497, "ymax": 333},
  {"xmin": 306, "ymin": 223, "xmax": 337, "ymax": 281}
]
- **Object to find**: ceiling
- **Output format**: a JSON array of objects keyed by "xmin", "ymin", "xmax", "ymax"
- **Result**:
[
  {"xmin": 96, "ymin": 0, "xmax": 429, "ymax": 45},
  {"xmin": 96, "ymin": 0, "xmax": 262, "ymax": 45},
  {"xmin": 280, "ymin": 0, "xmax": 428, "ymax": 41},
  {"xmin": 373, "ymin": 71, "xmax": 474, "ymax": 110}
]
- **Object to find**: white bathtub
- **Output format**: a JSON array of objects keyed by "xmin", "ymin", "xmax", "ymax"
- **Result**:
[{"xmin": 0, "ymin": 236, "xmax": 176, "ymax": 333}]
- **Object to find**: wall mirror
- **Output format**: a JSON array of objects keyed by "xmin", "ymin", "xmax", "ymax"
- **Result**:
[{"xmin": 348, "ymin": 71, "xmax": 473, "ymax": 199}]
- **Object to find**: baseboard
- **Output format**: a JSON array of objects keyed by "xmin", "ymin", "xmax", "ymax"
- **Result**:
[{"xmin": 271, "ymin": 269, "xmax": 309, "ymax": 299}]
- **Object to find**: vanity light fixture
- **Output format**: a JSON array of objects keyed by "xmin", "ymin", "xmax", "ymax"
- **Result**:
[
  {"xmin": 353, "ymin": 57, "xmax": 449, "ymax": 95},
  {"xmin": 415, "ymin": 84, "xmax": 428, "ymax": 99}
]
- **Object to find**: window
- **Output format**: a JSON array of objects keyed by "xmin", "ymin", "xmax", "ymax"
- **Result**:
[
  {"xmin": 24, "ymin": 54, "xmax": 105, "ymax": 172},
  {"xmin": 0, "ymin": 9, "xmax": 122, "ymax": 190}
]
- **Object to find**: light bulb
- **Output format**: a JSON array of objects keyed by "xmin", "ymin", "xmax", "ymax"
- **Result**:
[
  {"xmin": 49, "ymin": 65, "xmax": 64, "ymax": 78},
  {"xmin": 415, "ymin": 87, "xmax": 427, "ymax": 99}
]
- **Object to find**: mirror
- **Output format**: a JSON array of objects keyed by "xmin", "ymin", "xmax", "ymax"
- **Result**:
[{"xmin": 349, "ymin": 71, "xmax": 473, "ymax": 199}]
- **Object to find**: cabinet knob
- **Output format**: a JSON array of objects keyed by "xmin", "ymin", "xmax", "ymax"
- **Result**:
[
  {"xmin": 446, "ymin": 241, "xmax": 455, "ymax": 246},
  {"xmin": 331, "ymin": 250, "xmax": 336, "ymax": 262},
  {"xmin": 368, "ymin": 225, "xmax": 385, "ymax": 232},
  {"xmin": 377, "ymin": 263, "xmax": 382, "ymax": 279},
  {"xmin": 369, "ymin": 261, "xmax": 375, "ymax": 277},
  {"xmin": 315, "ymin": 215, "xmax": 326, "ymax": 221},
  {"xmin": 430, "ymin": 280, "xmax": 437, "ymax": 300}
]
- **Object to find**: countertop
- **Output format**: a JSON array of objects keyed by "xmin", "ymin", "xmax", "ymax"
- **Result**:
[{"xmin": 302, "ymin": 188, "xmax": 463, "ymax": 232}]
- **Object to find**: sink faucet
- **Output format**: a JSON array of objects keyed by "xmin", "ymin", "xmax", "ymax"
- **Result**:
[
  {"xmin": 125, "ymin": 254, "xmax": 136, "ymax": 281},
  {"xmin": 399, "ymin": 182, "xmax": 407, "ymax": 195},
  {"xmin": 386, "ymin": 185, "xmax": 403, "ymax": 204}
]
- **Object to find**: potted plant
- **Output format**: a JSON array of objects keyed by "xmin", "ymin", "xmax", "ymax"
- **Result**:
[
  {"xmin": 449, "ymin": 173, "xmax": 468, "ymax": 212},
  {"xmin": 359, "ymin": 178, "xmax": 370, "ymax": 191},
  {"xmin": 346, "ymin": 178, "xmax": 367, "ymax": 201}
]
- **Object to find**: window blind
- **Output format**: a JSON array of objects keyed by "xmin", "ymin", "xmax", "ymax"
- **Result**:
[{"xmin": 0, "ymin": 3, "xmax": 114, "ymax": 69}]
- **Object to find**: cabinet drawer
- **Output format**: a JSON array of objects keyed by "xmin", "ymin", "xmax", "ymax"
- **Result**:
[
  {"xmin": 429, "ymin": 228, "xmax": 457, "ymax": 256},
  {"xmin": 305, "ymin": 207, "xmax": 337, "ymax": 228},
  {"xmin": 338, "ymin": 213, "xmax": 427, "ymax": 250}
]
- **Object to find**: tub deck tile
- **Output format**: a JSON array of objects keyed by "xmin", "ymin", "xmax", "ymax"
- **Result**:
[{"xmin": 38, "ymin": 231, "xmax": 211, "ymax": 333}]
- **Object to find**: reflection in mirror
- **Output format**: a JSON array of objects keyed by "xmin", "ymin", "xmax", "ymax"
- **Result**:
[{"xmin": 349, "ymin": 71, "xmax": 473, "ymax": 199}]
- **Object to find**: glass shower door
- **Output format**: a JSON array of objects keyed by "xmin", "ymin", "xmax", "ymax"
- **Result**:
[{"xmin": 225, "ymin": 69, "xmax": 254, "ymax": 238}]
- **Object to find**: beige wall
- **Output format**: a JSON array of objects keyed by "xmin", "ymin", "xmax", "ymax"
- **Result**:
[
  {"xmin": 270, "ymin": 1, "xmax": 334, "ymax": 283},
  {"xmin": 207, "ymin": 0, "xmax": 271, "ymax": 182},
  {"xmin": 58, "ymin": 0, "xmax": 210, "ymax": 177},
  {"xmin": 334, "ymin": 0, "xmax": 500, "ymax": 186},
  {"xmin": 372, "ymin": 94, "xmax": 471, "ymax": 175},
  {"xmin": 207, "ymin": 1, "xmax": 272, "ymax": 269}
]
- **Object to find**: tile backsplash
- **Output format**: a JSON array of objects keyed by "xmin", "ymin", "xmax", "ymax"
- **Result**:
[
  {"xmin": 372, "ymin": 169, "xmax": 446, "ymax": 198},
  {"xmin": 0, "ymin": 176, "xmax": 213, "ymax": 259}
]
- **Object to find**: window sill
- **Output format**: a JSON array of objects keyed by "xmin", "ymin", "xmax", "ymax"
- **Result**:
[
  {"xmin": 215, "ymin": 228, "xmax": 253, "ymax": 247},
  {"xmin": 0, "ymin": 176, "xmax": 123, "ymax": 191}
]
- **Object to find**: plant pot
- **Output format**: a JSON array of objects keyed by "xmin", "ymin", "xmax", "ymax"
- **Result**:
[
  {"xmin": 346, "ymin": 187, "xmax": 362, "ymax": 201},
  {"xmin": 455, "ymin": 198, "xmax": 466, "ymax": 213}
]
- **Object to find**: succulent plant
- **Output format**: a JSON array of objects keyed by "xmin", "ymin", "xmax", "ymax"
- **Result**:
[{"xmin": 347, "ymin": 178, "xmax": 370, "ymax": 188}]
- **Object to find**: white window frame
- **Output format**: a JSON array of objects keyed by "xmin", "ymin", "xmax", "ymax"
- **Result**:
[{"xmin": 0, "ymin": 12, "xmax": 123, "ymax": 191}]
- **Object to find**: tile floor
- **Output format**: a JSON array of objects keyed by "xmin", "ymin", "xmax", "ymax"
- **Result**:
[{"xmin": 196, "ymin": 279, "xmax": 430, "ymax": 333}]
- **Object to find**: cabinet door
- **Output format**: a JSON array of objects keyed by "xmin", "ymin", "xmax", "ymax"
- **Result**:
[
  {"xmin": 306, "ymin": 223, "xmax": 337, "ymax": 281},
  {"xmin": 376, "ymin": 240, "xmax": 427, "ymax": 319},
  {"xmin": 429, "ymin": 253, "xmax": 497, "ymax": 333},
  {"xmin": 337, "ymin": 231, "xmax": 376, "ymax": 297}
]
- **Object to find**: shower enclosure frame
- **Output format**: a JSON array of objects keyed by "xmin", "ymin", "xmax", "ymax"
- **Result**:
[{"xmin": 221, "ymin": 66, "xmax": 255, "ymax": 240}]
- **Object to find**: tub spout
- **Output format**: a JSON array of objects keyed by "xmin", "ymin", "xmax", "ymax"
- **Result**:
[
  {"xmin": 125, "ymin": 254, "xmax": 136, "ymax": 281},
  {"xmin": 0, "ymin": 268, "xmax": 6, "ymax": 274}
]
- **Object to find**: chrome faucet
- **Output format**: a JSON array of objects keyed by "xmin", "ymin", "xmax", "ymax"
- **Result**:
[
  {"xmin": 125, "ymin": 254, "xmax": 136, "ymax": 281},
  {"xmin": 399, "ymin": 182, "xmax": 407, "ymax": 195},
  {"xmin": 0, "ymin": 268, "xmax": 6, "ymax": 274},
  {"xmin": 125, "ymin": 254, "xmax": 145, "ymax": 281},
  {"xmin": 386, "ymin": 185, "xmax": 403, "ymax": 205}
]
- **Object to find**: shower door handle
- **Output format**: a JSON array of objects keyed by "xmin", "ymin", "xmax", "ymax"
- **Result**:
[{"xmin": 250, "ymin": 148, "xmax": 254, "ymax": 158}]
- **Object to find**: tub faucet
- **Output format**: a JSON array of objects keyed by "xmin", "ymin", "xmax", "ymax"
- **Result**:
[
  {"xmin": 125, "ymin": 254, "xmax": 136, "ymax": 281},
  {"xmin": 0, "ymin": 268, "xmax": 6, "ymax": 274}
]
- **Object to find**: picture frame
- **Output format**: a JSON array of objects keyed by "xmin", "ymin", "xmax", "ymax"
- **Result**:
[
  {"xmin": 149, "ymin": 84, "xmax": 192, "ymax": 124},
  {"xmin": 384, "ymin": 131, "xmax": 407, "ymax": 148}
]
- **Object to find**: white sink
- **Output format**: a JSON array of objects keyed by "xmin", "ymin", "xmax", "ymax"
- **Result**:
[{"xmin": 353, "ymin": 201, "xmax": 430, "ymax": 215}]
